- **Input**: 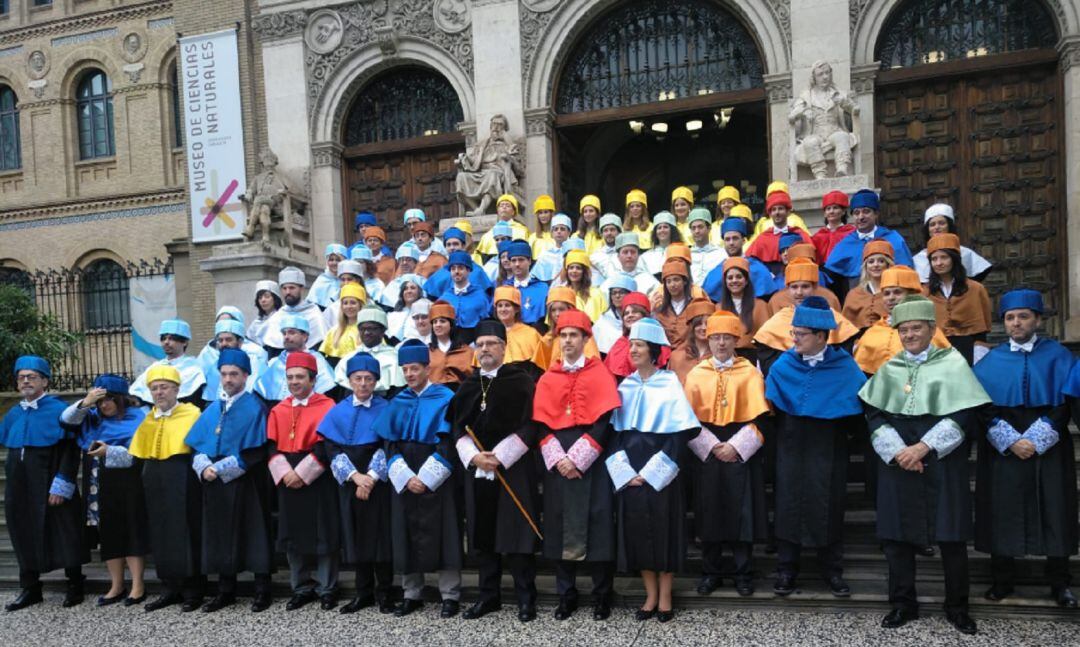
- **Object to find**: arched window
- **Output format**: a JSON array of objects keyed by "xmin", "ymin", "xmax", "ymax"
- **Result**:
[
  {"xmin": 82, "ymin": 259, "xmax": 129, "ymax": 330},
  {"xmin": 170, "ymin": 61, "xmax": 183, "ymax": 147},
  {"xmin": 0, "ymin": 85, "xmax": 18, "ymax": 171},
  {"xmin": 555, "ymin": 0, "xmax": 764, "ymax": 114},
  {"xmin": 76, "ymin": 69, "xmax": 114, "ymax": 159},
  {"xmin": 877, "ymin": 0, "xmax": 1058, "ymax": 69},
  {"xmin": 343, "ymin": 66, "xmax": 464, "ymax": 146}
]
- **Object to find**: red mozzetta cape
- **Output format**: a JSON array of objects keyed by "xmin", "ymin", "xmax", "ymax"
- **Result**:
[
  {"xmin": 267, "ymin": 392, "xmax": 335, "ymax": 453},
  {"xmin": 746, "ymin": 227, "xmax": 811, "ymax": 263},
  {"xmin": 533, "ymin": 357, "xmax": 621, "ymax": 430},
  {"xmin": 603, "ymin": 336, "xmax": 672, "ymax": 378}
]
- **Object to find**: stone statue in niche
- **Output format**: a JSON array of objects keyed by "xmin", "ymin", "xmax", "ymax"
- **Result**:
[
  {"xmin": 454, "ymin": 114, "xmax": 525, "ymax": 217},
  {"xmin": 241, "ymin": 149, "xmax": 291, "ymax": 246},
  {"xmin": 789, "ymin": 60, "xmax": 860, "ymax": 179}
]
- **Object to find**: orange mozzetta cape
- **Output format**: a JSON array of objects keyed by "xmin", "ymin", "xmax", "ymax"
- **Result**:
[
  {"xmin": 428, "ymin": 345, "xmax": 475, "ymax": 385},
  {"xmin": 683, "ymin": 357, "xmax": 771, "ymax": 426},
  {"xmin": 753, "ymin": 306, "xmax": 859, "ymax": 351},
  {"xmin": 841, "ymin": 286, "xmax": 888, "ymax": 329},
  {"xmin": 533, "ymin": 357, "xmax": 621, "ymax": 429},
  {"xmin": 767, "ymin": 285, "xmax": 840, "ymax": 315},
  {"xmin": 924, "ymin": 280, "xmax": 992, "ymax": 337},
  {"xmin": 853, "ymin": 319, "xmax": 952, "ymax": 374}
]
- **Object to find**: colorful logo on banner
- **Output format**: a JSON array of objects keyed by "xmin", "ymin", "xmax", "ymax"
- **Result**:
[{"xmin": 199, "ymin": 172, "xmax": 242, "ymax": 231}]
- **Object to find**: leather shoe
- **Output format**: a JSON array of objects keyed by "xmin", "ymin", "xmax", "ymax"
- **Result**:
[
  {"xmin": 592, "ymin": 601, "xmax": 611, "ymax": 621},
  {"xmin": 918, "ymin": 545, "xmax": 936, "ymax": 557},
  {"xmin": 202, "ymin": 593, "xmax": 235, "ymax": 613},
  {"xmin": 773, "ymin": 573, "xmax": 796, "ymax": 596},
  {"xmin": 553, "ymin": 597, "xmax": 577, "ymax": 620},
  {"xmin": 341, "ymin": 596, "xmax": 374, "ymax": 614},
  {"xmin": 286, "ymin": 591, "xmax": 317, "ymax": 611},
  {"xmin": 518, "ymin": 604, "xmax": 536, "ymax": 622},
  {"xmin": 378, "ymin": 598, "xmax": 396, "ymax": 614},
  {"xmin": 123, "ymin": 593, "xmax": 146, "ymax": 607},
  {"xmin": 735, "ymin": 577, "xmax": 754, "ymax": 597},
  {"xmin": 946, "ymin": 611, "xmax": 977, "ymax": 635},
  {"xmin": 394, "ymin": 598, "xmax": 423, "ymax": 617},
  {"xmin": 97, "ymin": 590, "xmax": 127, "ymax": 607},
  {"xmin": 144, "ymin": 593, "xmax": 182, "ymax": 612},
  {"xmin": 657, "ymin": 609, "xmax": 675, "ymax": 623},
  {"xmin": 440, "ymin": 599, "xmax": 460, "ymax": 618},
  {"xmin": 984, "ymin": 583, "xmax": 1013, "ymax": 601},
  {"xmin": 462, "ymin": 600, "xmax": 499, "ymax": 620},
  {"xmin": 880, "ymin": 608, "xmax": 918, "ymax": 629},
  {"xmin": 180, "ymin": 598, "xmax": 202, "ymax": 613},
  {"xmin": 5, "ymin": 590, "xmax": 43, "ymax": 612},
  {"xmin": 634, "ymin": 607, "xmax": 656, "ymax": 621},
  {"xmin": 250, "ymin": 593, "xmax": 272, "ymax": 613},
  {"xmin": 697, "ymin": 575, "xmax": 721, "ymax": 596},
  {"xmin": 63, "ymin": 581, "xmax": 85, "ymax": 608},
  {"xmin": 320, "ymin": 594, "xmax": 338, "ymax": 611},
  {"xmin": 827, "ymin": 576, "xmax": 851, "ymax": 598},
  {"xmin": 1053, "ymin": 587, "xmax": 1078, "ymax": 609}
]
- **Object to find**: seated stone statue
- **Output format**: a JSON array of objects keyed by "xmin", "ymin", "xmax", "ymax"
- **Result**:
[
  {"xmin": 454, "ymin": 113, "xmax": 524, "ymax": 217},
  {"xmin": 789, "ymin": 61, "xmax": 860, "ymax": 180}
]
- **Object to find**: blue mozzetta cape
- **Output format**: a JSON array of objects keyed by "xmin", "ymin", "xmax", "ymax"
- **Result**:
[
  {"xmin": 974, "ymin": 337, "xmax": 1075, "ymax": 408},
  {"xmin": 185, "ymin": 391, "xmax": 267, "ymax": 460},
  {"xmin": 424, "ymin": 261, "xmax": 493, "ymax": 299},
  {"xmin": 74, "ymin": 406, "xmax": 146, "ymax": 451},
  {"xmin": 440, "ymin": 284, "xmax": 492, "ymax": 329},
  {"xmin": 824, "ymin": 226, "xmax": 914, "ymax": 278},
  {"xmin": 611, "ymin": 369, "xmax": 699, "ymax": 434},
  {"xmin": 307, "ymin": 270, "xmax": 341, "ymax": 308},
  {"xmin": 318, "ymin": 395, "xmax": 390, "ymax": 445},
  {"xmin": 374, "ymin": 384, "xmax": 454, "ymax": 444},
  {"xmin": 0, "ymin": 395, "xmax": 70, "ymax": 447},
  {"xmin": 1066, "ymin": 359, "xmax": 1080, "ymax": 399},
  {"xmin": 702, "ymin": 255, "xmax": 776, "ymax": 299},
  {"xmin": 765, "ymin": 346, "xmax": 867, "ymax": 418}
]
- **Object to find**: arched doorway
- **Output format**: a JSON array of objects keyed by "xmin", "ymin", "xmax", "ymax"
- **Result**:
[
  {"xmin": 553, "ymin": 0, "xmax": 768, "ymax": 214},
  {"xmin": 872, "ymin": 0, "xmax": 1064, "ymax": 336},
  {"xmin": 341, "ymin": 66, "xmax": 465, "ymax": 246}
]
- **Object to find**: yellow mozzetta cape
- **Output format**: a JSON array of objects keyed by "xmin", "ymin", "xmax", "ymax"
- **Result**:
[
  {"xmin": 753, "ymin": 305, "xmax": 859, "ymax": 351},
  {"xmin": 683, "ymin": 357, "xmax": 771, "ymax": 426},
  {"xmin": 853, "ymin": 319, "xmax": 951, "ymax": 374},
  {"xmin": 128, "ymin": 402, "xmax": 200, "ymax": 460}
]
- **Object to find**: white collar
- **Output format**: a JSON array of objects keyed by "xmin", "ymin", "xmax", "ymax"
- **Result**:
[
  {"xmin": 153, "ymin": 403, "xmax": 179, "ymax": 419},
  {"xmin": 711, "ymin": 356, "xmax": 734, "ymax": 369},
  {"xmin": 904, "ymin": 348, "xmax": 930, "ymax": 364},
  {"xmin": 220, "ymin": 392, "xmax": 239, "ymax": 411},
  {"xmin": 1009, "ymin": 334, "xmax": 1037, "ymax": 353},
  {"xmin": 411, "ymin": 381, "xmax": 430, "ymax": 396},
  {"xmin": 513, "ymin": 277, "xmax": 531, "ymax": 288},
  {"xmin": 801, "ymin": 348, "xmax": 827, "ymax": 366},
  {"xmin": 453, "ymin": 282, "xmax": 471, "ymax": 295},
  {"xmin": 857, "ymin": 226, "xmax": 878, "ymax": 241},
  {"xmin": 671, "ymin": 298, "xmax": 687, "ymax": 314},
  {"xmin": 692, "ymin": 243, "xmax": 715, "ymax": 252},
  {"xmin": 939, "ymin": 280, "xmax": 953, "ymax": 298},
  {"xmin": 19, "ymin": 393, "xmax": 46, "ymax": 410},
  {"xmin": 562, "ymin": 354, "xmax": 586, "ymax": 372},
  {"xmin": 292, "ymin": 393, "xmax": 313, "ymax": 407},
  {"xmin": 772, "ymin": 225, "xmax": 789, "ymax": 235},
  {"xmin": 437, "ymin": 338, "xmax": 452, "ymax": 352},
  {"xmin": 352, "ymin": 394, "xmax": 373, "ymax": 408},
  {"xmin": 480, "ymin": 366, "xmax": 500, "ymax": 379}
]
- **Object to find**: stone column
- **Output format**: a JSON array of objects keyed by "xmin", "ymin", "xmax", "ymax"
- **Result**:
[
  {"xmin": 1060, "ymin": 36, "xmax": 1080, "ymax": 340},
  {"xmin": 310, "ymin": 142, "xmax": 345, "ymax": 247},
  {"xmin": 470, "ymin": 1, "xmax": 526, "ymax": 136},
  {"xmin": 764, "ymin": 72, "xmax": 793, "ymax": 184},
  {"xmin": 523, "ymin": 106, "xmax": 555, "ymax": 223},
  {"xmin": 262, "ymin": 36, "xmax": 312, "ymax": 191},
  {"xmin": 850, "ymin": 63, "xmax": 879, "ymax": 180}
]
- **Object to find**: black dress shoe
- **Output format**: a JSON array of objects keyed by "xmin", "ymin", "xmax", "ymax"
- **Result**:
[
  {"xmin": 592, "ymin": 601, "xmax": 611, "ymax": 621},
  {"xmin": 462, "ymin": 600, "xmax": 499, "ymax": 619},
  {"xmin": 320, "ymin": 594, "xmax": 338, "ymax": 611},
  {"xmin": 202, "ymin": 593, "xmax": 235, "ymax": 613},
  {"xmin": 123, "ymin": 593, "xmax": 146, "ymax": 607},
  {"xmin": 553, "ymin": 597, "xmax": 577, "ymax": 620},
  {"xmin": 394, "ymin": 598, "xmax": 423, "ymax": 617},
  {"xmin": 63, "ymin": 585, "xmax": 85, "ymax": 608},
  {"xmin": 518, "ymin": 604, "xmax": 536, "ymax": 622},
  {"xmin": 286, "ymin": 591, "xmax": 317, "ymax": 611},
  {"xmin": 657, "ymin": 609, "xmax": 675, "ymax": 623},
  {"xmin": 97, "ymin": 591, "xmax": 127, "ymax": 607},
  {"xmin": 341, "ymin": 596, "xmax": 374, "ymax": 614},
  {"xmin": 440, "ymin": 599, "xmax": 460, "ymax": 618},
  {"xmin": 735, "ymin": 577, "xmax": 755, "ymax": 597},
  {"xmin": 918, "ymin": 546, "xmax": 936, "ymax": 557},
  {"xmin": 827, "ymin": 576, "xmax": 851, "ymax": 598},
  {"xmin": 180, "ymin": 598, "xmax": 202, "ymax": 613},
  {"xmin": 946, "ymin": 611, "xmax": 977, "ymax": 635},
  {"xmin": 634, "ymin": 607, "xmax": 656, "ymax": 621},
  {"xmin": 250, "ymin": 593, "xmax": 272, "ymax": 613},
  {"xmin": 5, "ymin": 590, "xmax": 43, "ymax": 612},
  {"xmin": 880, "ymin": 608, "xmax": 918, "ymax": 629},
  {"xmin": 984, "ymin": 583, "xmax": 1014, "ymax": 601},
  {"xmin": 773, "ymin": 573, "xmax": 796, "ymax": 596},
  {"xmin": 1052, "ymin": 587, "xmax": 1078, "ymax": 609},
  {"xmin": 144, "ymin": 593, "xmax": 182, "ymax": 612},
  {"xmin": 378, "ymin": 598, "xmax": 396, "ymax": 614},
  {"xmin": 697, "ymin": 575, "xmax": 721, "ymax": 596}
]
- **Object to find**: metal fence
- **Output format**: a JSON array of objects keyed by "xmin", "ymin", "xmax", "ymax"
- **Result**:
[{"xmin": 1, "ymin": 258, "xmax": 172, "ymax": 392}]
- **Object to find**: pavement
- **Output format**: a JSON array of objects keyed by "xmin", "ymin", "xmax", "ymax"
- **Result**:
[{"xmin": 0, "ymin": 593, "xmax": 1077, "ymax": 647}]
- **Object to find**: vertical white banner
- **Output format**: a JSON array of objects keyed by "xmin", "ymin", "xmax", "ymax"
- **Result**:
[
  {"xmin": 128, "ymin": 274, "xmax": 177, "ymax": 376},
  {"xmin": 180, "ymin": 28, "xmax": 247, "ymax": 242}
]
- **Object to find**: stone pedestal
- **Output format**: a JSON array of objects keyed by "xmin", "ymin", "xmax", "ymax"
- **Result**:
[
  {"xmin": 788, "ymin": 175, "xmax": 872, "ymax": 229},
  {"xmin": 199, "ymin": 242, "xmax": 320, "ymax": 326},
  {"xmin": 437, "ymin": 214, "xmax": 499, "ymax": 237}
]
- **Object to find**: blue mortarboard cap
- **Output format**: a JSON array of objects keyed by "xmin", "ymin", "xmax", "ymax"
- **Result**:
[
  {"xmin": 850, "ymin": 189, "xmax": 880, "ymax": 211},
  {"xmin": 14, "ymin": 355, "xmax": 51, "ymax": 379},
  {"xmin": 217, "ymin": 348, "xmax": 252, "ymax": 374},
  {"xmin": 444, "ymin": 227, "xmax": 466, "ymax": 243},
  {"xmin": 791, "ymin": 295, "xmax": 837, "ymax": 331},
  {"xmin": 346, "ymin": 351, "xmax": 381, "ymax": 379},
  {"xmin": 159, "ymin": 319, "xmax": 192, "ymax": 339},
  {"xmin": 721, "ymin": 218, "xmax": 748, "ymax": 236},
  {"xmin": 325, "ymin": 243, "xmax": 347, "ymax": 258},
  {"xmin": 215, "ymin": 319, "xmax": 246, "ymax": 338},
  {"xmin": 999, "ymin": 288, "xmax": 1044, "ymax": 317},
  {"xmin": 448, "ymin": 251, "xmax": 473, "ymax": 268},
  {"xmin": 397, "ymin": 338, "xmax": 430, "ymax": 366},
  {"xmin": 628, "ymin": 317, "xmax": 670, "ymax": 347},
  {"xmin": 278, "ymin": 314, "xmax": 309, "ymax": 333},
  {"xmin": 779, "ymin": 232, "xmax": 804, "ymax": 252},
  {"xmin": 507, "ymin": 240, "xmax": 532, "ymax": 260},
  {"xmin": 605, "ymin": 274, "xmax": 637, "ymax": 294},
  {"xmin": 354, "ymin": 211, "xmax": 377, "ymax": 229},
  {"xmin": 93, "ymin": 373, "xmax": 128, "ymax": 394}
]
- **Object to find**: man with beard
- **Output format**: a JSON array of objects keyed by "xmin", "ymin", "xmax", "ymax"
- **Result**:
[
  {"xmin": 264, "ymin": 266, "xmax": 331, "ymax": 350},
  {"xmin": 129, "ymin": 319, "xmax": 206, "ymax": 406}
]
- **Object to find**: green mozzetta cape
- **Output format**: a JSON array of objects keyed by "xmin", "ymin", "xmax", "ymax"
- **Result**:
[{"xmin": 858, "ymin": 346, "xmax": 991, "ymax": 416}]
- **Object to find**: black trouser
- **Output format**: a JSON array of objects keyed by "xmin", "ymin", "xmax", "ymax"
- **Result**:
[
  {"xmin": 777, "ymin": 540, "xmax": 843, "ymax": 579},
  {"xmin": 353, "ymin": 561, "xmax": 393, "ymax": 601},
  {"xmin": 19, "ymin": 566, "xmax": 83, "ymax": 592},
  {"xmin": 474, "ymin": 551, "xmax": 536, "ymax": 607},
  {"xmin": 554, "ymin": 560, "xmax": 614, "ymax": 604},
  {"xmin": 702, "ymin": 541, "xmax": 752, "ymax": 578},
  {"xmin": 882, "ymin": 540, "xmax": 968, "ymax": 614},
  {"xmin": 217, "ymin": 573, "xmax": 272, "ymax": 596},
  {"xmin": 163, "ymin": 575, "xmax": 205, "ymax": 603},
  {"xmin": 991, "ymin": 555, "xmax": 1072, "ymax": 589}
]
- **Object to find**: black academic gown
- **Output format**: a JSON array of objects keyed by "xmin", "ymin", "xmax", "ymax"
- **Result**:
[
  {"xmin": 201, "ymin": 445, "xmax": 274, "ymax": 576},
  {"xmin": 448, "ymin": 364, "xmax": 540, "ymax": 556},
  {"xmin": 388, "ymin": 435, "xmax": 463, "ymax": 573},
  {"xmin": 81, "ymin": 452, "xmax": 149, "ymax": 561},
  {"xmin": 774, "ymin": 414, "xmax": 858, "ymax": 547},
  {"xmin": 538, "ymin": 415, "xmax": 616, "ymax": 563},
  {"xmin": 325, "ymin": 439, "xmax": 392, "ymax": 565},
  {"xmin": 142, "ymin": 453, "xmax": 202, "ymax": 582},
  {"xmin": 693, "ymin": 421, "xmax": 769, "ymax": 544},
  {"xmin": 975, "ymin": 404, "xmax": 1077, "ymax": 558},
  {"xmin": 273, "ymin": 442, "xmax": 340, "ymax": 557},
  {"xmin": 613, "ymin": 430, "xmax": 691, "ymax": 573},
  {"xmin": 6, "ymin": 441, "xmax": 88, "ymax": 574},
  {"xmin": 867, "ymin": 407, "xmax": 979, "ymax": 545}
]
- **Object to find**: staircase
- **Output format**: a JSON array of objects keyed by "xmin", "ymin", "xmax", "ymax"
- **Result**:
[{"xmin": 0, "ymin": 425, "xmax": 1076, "ymax": 621}]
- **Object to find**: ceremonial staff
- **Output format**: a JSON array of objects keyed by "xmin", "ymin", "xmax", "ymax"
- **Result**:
[{"xmin": 465, "ymin": 425, "xmax": 543, "ymax": 540}]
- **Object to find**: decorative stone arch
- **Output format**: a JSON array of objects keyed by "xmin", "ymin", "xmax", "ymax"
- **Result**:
[
  {"xmin": 69, "ymin": 247, "xmax": 127, "ymax": 271},
  {"xmin": 311, "ymin": 37, "xmax": 475, "ymax": 145},
  {"xmin": 56, "ymin": 47, "xmax": 123, "ymax": 99},
  {"xmin": 851, "ymin": 0, "xmax": 1078, "ymax": 67},
  {"xmin": 525, "ymin": 0, "xmax": 791, "ymax": 112},
  {"xmin": 146, "ymin": 39, "xmax": 178, "ymax": 83}
]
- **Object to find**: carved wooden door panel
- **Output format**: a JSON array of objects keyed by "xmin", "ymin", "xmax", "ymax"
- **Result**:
[{"xmin": 875, "ymin": 64, "xmax": 1064, "ymax": 337}]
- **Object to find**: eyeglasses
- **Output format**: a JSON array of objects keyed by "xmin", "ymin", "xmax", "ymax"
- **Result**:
[
  {"xmin": 16, "ymin": 374, "xmax": 43, "ymax": 382},
  {"xmin": 789, "ymin": 330, "xmax": 814, "ymax": 340}
]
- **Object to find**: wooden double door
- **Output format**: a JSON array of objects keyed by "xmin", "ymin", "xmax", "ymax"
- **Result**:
[{"xmin": 874, "ymin": 56, "xmax": 1065, "ymax": 336}]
